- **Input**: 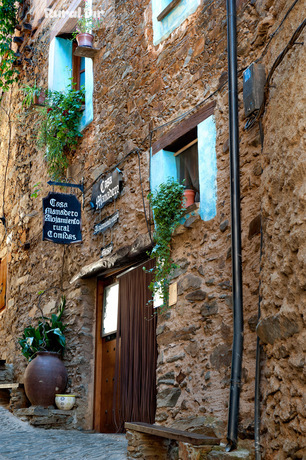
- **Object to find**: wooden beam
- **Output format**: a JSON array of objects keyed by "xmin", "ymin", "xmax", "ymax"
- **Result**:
[
  {"xmin": 157, "ymin": 0, "xmax": 181, "ymax": 21},
  {"xmin": 152, "ymin": 101, "xmax": 215, "ymax": 155},
  {"xmin": 125, "ymin": 422, "xmax": 221, "ymax": 446},
  {"xmin": 174, "ymin": 138, "xmax": 198, "ymax": 156}
]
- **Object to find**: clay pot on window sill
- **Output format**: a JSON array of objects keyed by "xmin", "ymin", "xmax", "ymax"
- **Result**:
[
  {"xmin": 76, "ymin": 33, "xmax": 94, "ymax": 48},
  {"xmin": 183, "ymin": 189, "xmax": 196, "ymax": 208},
  {"xmin": 33, "ymin": 91, "xmax": 46, "ymax": 106}
]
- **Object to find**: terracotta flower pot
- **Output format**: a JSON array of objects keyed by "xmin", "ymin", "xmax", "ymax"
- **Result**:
[
  {"xmin": 33, "ymin": 91, "xmax": 45, "ymax": 106},
  {"xmin": 76, "ymin": 33, "xmax": 94, "ymax": 48},
  {"xmin": 183, "ymin": 189, "xmax": 195, "ymax": 208},
  {"xmin": 24, "ymin": 352, "xmax": 67, "ymax": 407}
]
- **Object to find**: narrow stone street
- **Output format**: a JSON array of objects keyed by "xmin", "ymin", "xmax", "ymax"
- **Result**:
[{"xmin": 0, "ymin": 407, "xmax": 128, "ymax": 460}]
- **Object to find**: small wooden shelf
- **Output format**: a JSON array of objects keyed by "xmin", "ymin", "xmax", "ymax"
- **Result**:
[{"xmin": 74, "ymin": 46, "xmax": 100, "ymax": 58}]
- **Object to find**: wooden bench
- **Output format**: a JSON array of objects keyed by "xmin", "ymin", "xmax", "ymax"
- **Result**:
[{"xmin": 125, "ymin": 422, "xmax": 221, "ymax": 459}]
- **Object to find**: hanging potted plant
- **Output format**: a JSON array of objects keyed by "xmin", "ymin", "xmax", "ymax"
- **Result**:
[
  {"xmin": 22, "ymin": 83, "xmax": 46, "ymax": 108},
  {"xmin": 147, "ymin": 178, "xmax": 185, "ymax": 311},
  {"xmin": 73, "ymin": 1, "xmax": 103, "ymax": 48},
  {"xmin": 18, "ymin": 296, "xmax": 68, "ymax": 407}
]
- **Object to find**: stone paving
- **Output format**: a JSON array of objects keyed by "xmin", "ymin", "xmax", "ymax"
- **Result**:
[{"xmin": 0, "ymin": 407, "xmax": 128, "ymax": 460}]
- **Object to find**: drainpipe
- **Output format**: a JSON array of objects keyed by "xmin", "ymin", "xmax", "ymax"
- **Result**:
[{"xmin": 226, "ymin": 0, "xmax": 244, "ymax": 451}]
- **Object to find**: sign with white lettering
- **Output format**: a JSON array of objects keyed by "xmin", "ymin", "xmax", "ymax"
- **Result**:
[
  {"xmin": 43, "ymin": 192, "xmax": 82, "ymax": 244},
  {"xmin": 91, "ymin": 169, "xmax": 123, "ymax": 210},
  {"xmin": 101, "ymin": 242, "xmax": 113, "ymax": 258},
  {"xmin": 94, "ymin": 211, "xmax": 119, "ymax": 235}
]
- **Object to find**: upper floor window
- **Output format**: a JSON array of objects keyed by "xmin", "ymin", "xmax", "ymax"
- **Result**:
[
  {"xmin": 152, "ymin": 0, "xmax": 200, "ymax": 45},
  {"xmin": 72, "ymin": 43, "xmax": 86, "ymax": 91},
  {"xmin": 150, "ymin": 102, "xmax": 217, "ymax": 221},
  {"xmin": 48, "ymin": 36, "xmax": 93, "ymax": 131}
]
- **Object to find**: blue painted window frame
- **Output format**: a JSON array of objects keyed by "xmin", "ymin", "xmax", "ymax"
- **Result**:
[
  {"xmin": 152, "ymin": 0, "xmax": 200, "ymax": 45},
  {"xmin": 150, "ymin": 115, "xmax": 217, "ymax": 221},
  {"xmin": 48, "ymin": 37, "xmax": 94, "ymax": 131}
]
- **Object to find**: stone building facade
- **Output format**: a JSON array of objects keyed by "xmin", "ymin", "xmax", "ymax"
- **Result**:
[{"xmin": 0, "ymin": 0, "xmax": 305, "ymax": 458}]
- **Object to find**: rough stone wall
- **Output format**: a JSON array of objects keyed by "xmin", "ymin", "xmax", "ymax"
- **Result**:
[
  {"xmin": 0, "ymin": 0, "xmax": 304, "ymax": 454},
  {"xmin": 256, "ymin": 1, "xmax": 306, "ymax": 457}
]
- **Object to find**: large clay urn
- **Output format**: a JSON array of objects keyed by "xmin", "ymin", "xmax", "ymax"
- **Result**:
[{"xmin": 24, "ymin": 352, "xmax": 68, "ymax": 407}]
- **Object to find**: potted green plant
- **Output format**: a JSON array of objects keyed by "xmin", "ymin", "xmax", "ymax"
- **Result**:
[
  {"xmin": 73, "ymin": 1, "xmax": 103, "ymax": 47},
  {"xmin": 147, "ymin": 178, "xmax": 185, "ymax": 311},
  {"xmin": 22, "ymin": 84, "xmax": 46, "ymax": 108},
  {"xmin": 18, "ymin": 296, "xmax": 68, "ymax": 407}
]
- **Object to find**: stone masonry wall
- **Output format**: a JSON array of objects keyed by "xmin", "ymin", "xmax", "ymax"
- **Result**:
[
  {"xmin": 256, "ymin": 2, "xmax": 305, "ymax": 457},
  {"xmin": 0, "ymin": 0, "xmax": 304, "ymax": 454}
]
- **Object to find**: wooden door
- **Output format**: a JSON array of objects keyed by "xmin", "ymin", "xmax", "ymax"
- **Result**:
[{"xmin": 94, "ymin": 279, "xmax": 119, "ymax": 433}]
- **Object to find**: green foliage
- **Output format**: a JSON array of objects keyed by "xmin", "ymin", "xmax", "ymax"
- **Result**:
[
  {"xmin": 21, "ymin": 83, "xmax": 43, "ymax": 108},
  {"xmin": 18, "ymin": 296, "xmax": 67, "ymax": 362},
  {"xmin": 37, "ymin": 82, "xmax": 85, "ymax": 180},
  {"xmin": 147, "ymin": 178, "xmax": 185, "ymax": 311},
  {"xmin": 73, "ymin": 1, "xmax": 103, "ymax": 35},
  {"xmin": 30, "ymin": 182, "xmax": 41, "ymax": 198},
  {"xmin": 0, "ymin": 0, "xmax": 21, "ymax": 91}
]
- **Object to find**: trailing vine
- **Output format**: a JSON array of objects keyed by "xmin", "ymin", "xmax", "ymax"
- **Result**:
[
  {"xmin": 37, "ymin": 82, "xmax": 85, "ymax": 180},
  {"xmin": 0, "ymin": 0, "xmax": 21, "ymax": 91},
  {"xmin": 147, "ymin": 178, "xmax": 185, "ymax": 311}
]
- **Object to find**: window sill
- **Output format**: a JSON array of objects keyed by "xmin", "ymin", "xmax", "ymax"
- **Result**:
[
  {"xmin": 174, "ymin": 202, "xmax": 200, "ymax": 235},
  {"xmin": 73, "ymin": 46, "xmax": 100, "ymax": 59},
  {"xmin": 157, "ymin": 0, "xmax": 181, "ymax": 21}
]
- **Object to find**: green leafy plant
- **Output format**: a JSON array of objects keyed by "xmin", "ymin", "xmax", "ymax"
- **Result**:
[
  {"xmin": 73, "ymin": 1, "xmax": 103, "ymax": 36},
  {"xmin": 147, "ymin": 178, "xmax": 185, "ymax": 311},
  {"xmin": 0, "ymin": 0, "xmax": 21, "ymax": 91},
  {"xmin": 37, "ymin": 82, "xmax": 85, "ymax": 180},
  {"xmin": 30, "ymin": 182, "xmax": 41, "ymax": 198},
  {"xmin": 22, "ymin": 84, "xmax": 45, "ymax": 108},
  {"xmin": 18, "ymin": 296, "xmax": 67, "ymax": 362}
]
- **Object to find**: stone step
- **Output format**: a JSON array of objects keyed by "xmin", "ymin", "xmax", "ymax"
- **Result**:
[
  {"xmin": 206, "ymin": 445, "xmax": 254, "ymax": 459},
  {"xmin": 14, "ymin": 406, "xmax": 77, "ymax": 430}
]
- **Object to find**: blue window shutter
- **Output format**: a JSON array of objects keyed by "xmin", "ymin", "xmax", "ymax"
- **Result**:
[
  {"xmin": 197, "ymin": 115, "xmax": 217, "ymax": 221},
  {"xmin": 80, "ymin": 57, "xmax": 94, "ymax": 131},
  {"xmin": 150, "ymin": 149, "xmax": 178, "ymax": 193},
  {"xmin": 48, "ymin": 38, "xmax": 72, "ymax": 91}
]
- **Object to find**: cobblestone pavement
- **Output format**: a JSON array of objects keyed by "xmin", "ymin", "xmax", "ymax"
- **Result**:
[{"xmin": 0, "ymin": 407, "xmax": 128, "ymax": 460}]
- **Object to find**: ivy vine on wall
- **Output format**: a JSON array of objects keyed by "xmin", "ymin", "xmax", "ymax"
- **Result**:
[
  {"xmin": 147, "ymin": 178, "xmax": 185, "ymax": 312},
  {"xmin": 37, "ymin": 83, "xmax": 85, "ymax": 180},
  {"xmin": 0, "ymin": 0, "xmax": 21, "ymax": 91}
]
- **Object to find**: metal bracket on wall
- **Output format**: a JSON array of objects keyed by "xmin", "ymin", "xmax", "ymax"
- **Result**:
[{"xmin": 47, "ymin": 179, "xmax": 85, "ymax": 208}]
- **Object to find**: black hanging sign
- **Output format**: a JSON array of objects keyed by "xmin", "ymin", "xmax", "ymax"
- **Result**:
[
  {"xmin": 43, "ymin": 192, "xmax": 82, "ymax": 244},
  {"xmin": 101, "ymin": 242, "xmax": 113, "ymax": 258},
  {"xmin": 94, "ymin": 210, "xmax": 119, "ymax": 235},
  {"xmin": 91, "ymin": 169, "xmax": 123, "ymax": 210}
]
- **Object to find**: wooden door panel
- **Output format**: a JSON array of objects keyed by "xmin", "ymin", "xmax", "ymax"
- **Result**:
[{"xmin": 100, "ymin": 338, "xmax": 117, "ymax": 432}]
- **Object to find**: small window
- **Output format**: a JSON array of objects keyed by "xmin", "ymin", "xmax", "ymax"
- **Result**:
[
  {"xmin": 102, "ymin": 282, "xmax": 119, "ymax": 337},
  {"xmin": 151, "ymin": 102, "xmax": 217, "ymax": 221},
  {"xmin": 0, "ymin": 256, "xmax": 7, "ymax": 312},
  {"xmin": 72, "ymin": 43, "xmax": 86, "ymax": 91},
  {"xmin": 166, "ymin": 131, "xmax": 200, "ymax": 202},
  {"xmin": 152, "ymin": 0, "xmax": 200, "ymax": 45}
]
